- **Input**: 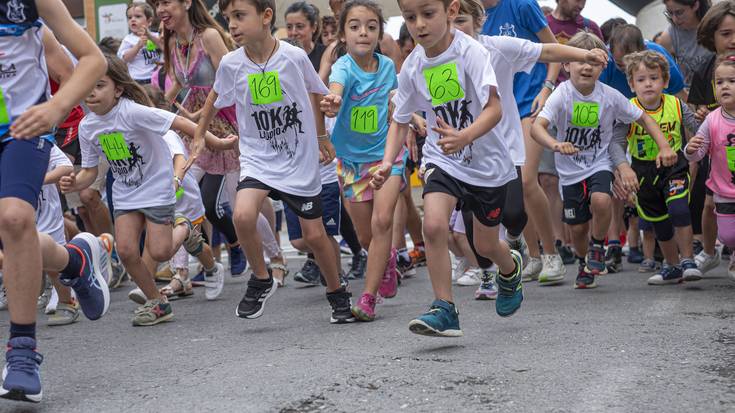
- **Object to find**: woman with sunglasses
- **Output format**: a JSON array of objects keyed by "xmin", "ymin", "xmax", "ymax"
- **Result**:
[{"xmin": 658, "ymin": 0, "xmax": 714, "ymax": 87}]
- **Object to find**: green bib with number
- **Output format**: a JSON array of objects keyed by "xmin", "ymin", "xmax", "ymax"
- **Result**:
[
  {"xmin": 248, "ymin": 71, "xmax": 283, "ymax": 105},
  {"xmin": 571, "ymin": 101, "xmax": 600, "ymax": 128},
  {"xmin": 350, "ymin": 106, "xmax": 378, "ymax": 134},
  {"xmin": 0, "ymin": 87, "xmax": 9, "ymax": 126},
  {"xmin": 626, "ymin": 95, "xmax": 683, "ymax": 162},
  {"xmin": 98, "ymin": 132, "xmax": 131, "ymax": 161},
  {"xmin": 423, "ymin": 62, "xmax": 465, "ymax": 106}
]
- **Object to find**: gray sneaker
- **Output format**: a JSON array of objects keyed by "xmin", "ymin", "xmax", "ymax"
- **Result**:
[
  {"xmin": 0, "ymin": 287, "xmax": 7, "ymax": 310},
  {"xmin": 695, "ymin": 250, "xmax": 720, "ymax": 274},
  {"xmin": 47, "ymin": 302, "xmax": 80, "ymax": 326},
  {"xmin": 638, "ymin": 259, "xmax": 659, "ymax": 273},
  {"xmin": 37, "ymin": 276, "xmax": 52, "ymax": 310}
]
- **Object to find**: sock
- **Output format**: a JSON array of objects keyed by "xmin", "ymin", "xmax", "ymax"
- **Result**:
[
  {"xmin": 204, "ymin": 264, "xmax": 216, "ymax": 275},
  {"xmin": 60, "ymin": 245, "xmax": 84, "ymax": 279},
  {"xmin": 608, "ymin": 239, "xmax": 621, "ymax": 247},
  {"xmin": 591, "ymin": 237, "xmax": 605, "ymax": 248},
  {"xmin": 506, "ymin": 232, "xmax": 520, "ymax": 242},
  {"xmin": 555, "ymin": 239, "xmax": 563, "ymax": 248},
  {"xmin": 10, "ymin": 322, "xmax": 36, "ymax": 340},
  {"xmin": 576, "ymin": 255, "xmax": 585, "ymax": 265}
]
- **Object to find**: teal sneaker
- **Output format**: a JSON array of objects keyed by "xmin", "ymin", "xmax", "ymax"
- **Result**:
[
  {"xmin": 408, "ymin": 300, "xmax": 463, "ymax": 337},
  {"xmin": 496, "ymin": 250, "xmax": 523, "ymax": 317}
]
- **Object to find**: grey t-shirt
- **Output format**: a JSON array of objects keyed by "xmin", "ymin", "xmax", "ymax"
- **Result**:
[{"xmin": 667, "ymin": 24, "xmax": 714, "ymax": 87}]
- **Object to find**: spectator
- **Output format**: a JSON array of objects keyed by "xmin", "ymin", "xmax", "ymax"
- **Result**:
[
  {"xmin": 600, "ymin": 17, "xmax": 627, "ymax": 44},
  {"xmin": 658, "ymin": 0, "xmax": 715, "ymax": 86},
  {"xmin": 547, "ymin": 0, "xmax": 604, "ymax": 82}
]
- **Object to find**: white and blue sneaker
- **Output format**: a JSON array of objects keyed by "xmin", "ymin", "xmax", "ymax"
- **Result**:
[
  {"xmin": 0, "ymin": 337, "xmax": 43, "ymax": 403},
  {"xmin": 59, "ymin": 233, "xmax": 111, "ymax": 320},
  {"xmin": 681, "ymin": 258, "xmax": 703, "ymax": 282}
]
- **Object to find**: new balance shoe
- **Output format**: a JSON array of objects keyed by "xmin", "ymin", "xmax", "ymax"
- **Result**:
[
  {"xmin": 347, "ymin": 250, "xmax": 368, "ymax": 279},
  {"xmin": 574, "ymin": 265, "xmax": 596, "ymax": 289},
  {"xmin": 351, "ymin": 293, "xmax": 378, "ymax": 321},
  {"xmin": 496, "ymin": 251, "xmax": 523, "ymax": 317},
  {"xmin": 326, "ymin": 288, "xmax": 355, "ymax": 324},
  {"xmin": 378, "ymin": 249, "xmax": 398, "ymax": 299},
  {"xmin": 538, "ymin": 254, "xmax": 566, "ymax": 286},
  {"xmin": 695, "ymin": 249, "xmax": 721, "ymax": 274},
  {"xmin": 204, "ymin": 263, "xmax": 225, "ymax": 301},
  {"xmin": 0, "ymin": 337, "xmax": 43, "ymax": 403},
  {"xmin": 59, "ymin": 233, "xmax": 111, "ymax": 321},
  {"xmin": 627, "ymin": 248, "xmax": 644, "ymax": 264},
  {"xmin": 474, "ymin": 268, "xmax": 497, "ymax": 300},
  {"xmin": 408, "ymin": 300, "xmax": 462, "ymax": 337},
  {"xmin": 585, "ymin": 245, "xmax": 607, "ymax": 275},
  {"xmin": 452, "ymin": 256, "xmax": 470, "ymax": 283},
  {"xmin": 647, "ymin": 265, "xmax": 684, "ymax": 285},
  {"xmin": 47, "ymin": 302, "xmax": 80, "ymax": 326},
  {"xmin": 293, "ymin": 259, "xmax": 321, "ymax": 286},
  {"xmin": 236, "ymin": 275, "xmax": 277, "ymax": 319},
  {"xmin": 506, "ymin": 234, "xmax": 529, "ymax": 270},
  {"xmin": 681, "ymin": 258, "xmax": 702, "ymax": 282},
  {"xmin": 132, "ymin": 298, "xmax": 174, "ymax": 326},
  {"xmin": 522, "ymin": 257, "xmax": 542, "ymax": 282},
  {"xmin": 638, "ymin": 258, "xmax": 659, "ymax": 273},
  {"xmin": 229, "ymin": 245, "xmax": 247, "ymax": 277},
  {"xmin": 605, "ymin": 244, "xmax": 623, "ymax": 273},
  {"xmin": 456, "ymin": 267, "xmax": 482, "ymax": 286}
]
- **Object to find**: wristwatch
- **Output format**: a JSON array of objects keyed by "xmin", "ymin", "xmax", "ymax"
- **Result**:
[{"xmin": 543, "ymin": 80, "xmax": 556, "ymax": 92}]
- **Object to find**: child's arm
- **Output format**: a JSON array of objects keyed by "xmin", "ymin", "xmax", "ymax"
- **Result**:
[
  {"xmin": 608, "ymin": 122, "xmax": 640, "ymax": 195},
  {"xmin": 44, "ymin": 165, "xmax": 74, "ymax": 185},
  {"xmin": 684, "ymin": 117, "xmax": 712, "ymax": 163},
  {"xmin": 371, "ymin": 121, "xmax": 410, "ymax": 190},
  {"xmin": 530, "ymin": 27, "xmax": 562, "ymax": 117},
  {"xmin": 59, "ymin": 167, "xmax": 99, "ymax": 193},
  {"xmin": 11, "ymin": 0, "xmax": 106, "ymax": 139},
  {"xmin": 431, "ymin": 92, "xmax": 503, "ymax": 155},
  {"xmin": 320, "ymin": 83, "xmax": 344, "ymax": 118},
  {"xmin": 531, "ymin": 117, "xmax": 578, "ymax": 155},
  {"xmin": 172, "ymin": 114, "xmax": 212, "ymax": 169},
  {"xmin": 538, "ymin": 44, "xmax": 608, "ymax": 68},
  {"xmin": 311, "ymin": 93, "xmax": 335, "ymax": 165},
  {"xmin": 42, "ymin": 26, "xmax": 73, "ymax": 86},
  {"xmin": 172, "ymin": 154, "xmax": 187, "ymax": 182},
  {"xmin": 637, "ymin": 113, "xmax": 677, "ymax": 168},
  {"xmin": 120, "ymin": 34, "xmax": 146, "ymax": 63}
]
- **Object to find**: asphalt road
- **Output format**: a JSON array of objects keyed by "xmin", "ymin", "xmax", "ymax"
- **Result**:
[{"xmin": 0, "ymin": 255, "xmax": 734, "ymax": 413}]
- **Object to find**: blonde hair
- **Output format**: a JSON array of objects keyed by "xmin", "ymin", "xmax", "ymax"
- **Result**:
[{"xmin": 566, "ymin": 31, "xmax": 607, "ymax": 52}]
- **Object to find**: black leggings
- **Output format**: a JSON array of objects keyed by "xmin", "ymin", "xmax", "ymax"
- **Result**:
[
  {"xmin": 339, "ymin": 201, "xmax": 362, "ymax": 255},
  {"xmin": 199, "ymin": 173, "xmax": 238, "ymax": 245}
]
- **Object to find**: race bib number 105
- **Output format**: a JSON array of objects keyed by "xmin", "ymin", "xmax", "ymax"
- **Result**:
[{"xmin": 571, "ymin": 101, "xmax": 600, "ymax": 128}]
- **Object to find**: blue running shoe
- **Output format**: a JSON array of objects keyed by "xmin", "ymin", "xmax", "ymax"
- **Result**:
[
  {"xmin": 574, "ymin": 264, "xmax": 597, "ymax": 289},
  {"xmin": 627, "ymin": 248, "xmax": 644, "ymax": 264},
  {"xmin": 496, "ymin": 250, "xmax": 523, "ymax": 317},
  {"xmin": 60, "ymin": 233, "xmax": 110, "ymax": 320},
  {"xmin": 229, "ymin": 245, "xmax": 247, "ymax": 277},
  {"xmin": 647, "ymin": 265, "xmax": 684, "ymax": 285},
  {"xmin": 586, "ymin": 244, "xmax": 608, "ymax": 275},
  {"xmin": 408, "ymin": 300, "xmax": 463, "ymax": 337},
  {"xmin": 339, "ymin": 239, "xmax": 352, "ymax": 255},
  {"xmin": 0, "ymin": 337, "xmax": 43, "ymax": 403}
]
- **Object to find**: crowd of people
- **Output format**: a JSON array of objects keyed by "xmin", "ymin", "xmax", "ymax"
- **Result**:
[{"xmin": 0, "ymin": 0, "xmax": 734, "ymax": 404}]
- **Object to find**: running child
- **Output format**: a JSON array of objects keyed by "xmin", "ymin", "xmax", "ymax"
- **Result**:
[
  {"xmin": 374, "ymin": 0, "xmax": 523, "ymax": 337},
  {"xmin": 195, "ymin": 0, "xmax": 354, "ymax": 324},
  {"xmin": 319, "ymin": 0, "xmax": 403, "ymax": 321},
  {"xmin": 117, "ymin": 1, "xmax": 163, "ymax": 84},
  {"xmin": 685, "ymin": 52, "xmax": 735, "ymax": 280},
  {"xmin": 531, "ymin": 32, "xmax": 676, "ymax": 289}
]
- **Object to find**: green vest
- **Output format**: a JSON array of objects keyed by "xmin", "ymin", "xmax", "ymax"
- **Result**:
[{"xmin": 626, "ymin": 94, "xmax": 684, "ymax": 161}]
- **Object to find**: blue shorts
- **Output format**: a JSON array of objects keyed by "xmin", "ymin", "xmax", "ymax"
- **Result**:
[
  {"xmin": 284, "ymin": 182, "xmax": 341, "ymax": 240},
  {"xmin": 0, "ymin": 137, "xmax": 52, "ymax": 209}
]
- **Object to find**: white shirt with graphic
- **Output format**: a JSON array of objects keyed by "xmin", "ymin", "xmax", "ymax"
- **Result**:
[
  {"xmin": 37, "ymin": 145, "xmax": 71, "ymax": 244},
  {"xmin": 213, "ymin": 41, "xmax": 329, "ymax": 197},
  {"xmin": 117, "ymin": 33, "xmax": 161, "ymax": 81},
  {"xmin": 538, "ymin": 80, "xmax": 643, "ymax": 186},
  {"xmin": 79, "ymin": 98, "xmax": 176, "ymax": 210},
  {"xmin": 392, "ymin": 30, "xmax": 516, "ymax": 188},
  {"xmin": 162, "ymin": 130, "xmax": 206, "ymax": 222}
]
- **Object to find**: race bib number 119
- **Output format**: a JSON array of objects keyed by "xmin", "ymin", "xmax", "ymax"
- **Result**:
[
  {"xmin": 248, "ymin": 71, "xmax": 283, "ymax": 105},
  {"xmin": 423, "ymin": 62, "xmax": 465, "ymax": 106}
]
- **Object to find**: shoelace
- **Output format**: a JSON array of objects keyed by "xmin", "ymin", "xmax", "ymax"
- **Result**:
[
  {"xmin": 660, "ymin": 266, "xmax": 679, "ymax": 279},
  {"xmin": 7, "ymin": 351, "xmax": 41, "ymax": 372}
]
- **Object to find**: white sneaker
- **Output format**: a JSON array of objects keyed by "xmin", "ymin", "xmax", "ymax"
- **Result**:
[
  {"xmin": 456, "ymin": 267, "xmax": 482, "ymax": 286},
  {"xmin": 695, "ymin": 249, "xmax": 721, "ymax": 274},
  {"xmin": 729, "ymin": 256, "xmax": 735, "ymax": 282},
  {"xmin": 521, "ymin": 257, "xmax": 542, "ymax": 282},
  {"xmin": 204, "ymin": 263, "xmax": 225, "ymax": 301},
  {"xmin": 45, "ymin": 287, "xmax": 59, "ymax": 315},
  {"xmin": 452, "ymin": 256, "xmax": 470, "ymax": 283},
  {"xmin": 538, "ymin": 254, "xmax": 566, "ymax": 286},
  {"xmin": 128, "ymin": 287, "xmax": 147, "ymax": 305}
]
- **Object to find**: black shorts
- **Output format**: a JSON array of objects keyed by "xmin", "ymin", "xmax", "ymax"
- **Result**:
[
  {"xmin": 422, "ymin": 163, "xmax": 507, "ymax": 227},
  {"xmin": 632, "ymin": 155, "xmax": 689, "ymax": 222},
  {"xmin": 561, "ymin": 170, "xmax": 613, "ymax": 225},
  {"xmin": 716, "ymin": 202, "xmax": 735, "ymax": 215},
  {"xmin": 237, "ymin": 177, "xmax": 323, "ymax": 220}
]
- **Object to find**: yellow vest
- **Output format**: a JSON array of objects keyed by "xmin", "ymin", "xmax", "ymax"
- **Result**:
[{"xmin": 626, "ymin": 94, "xmax": 683, "ymax": 161}]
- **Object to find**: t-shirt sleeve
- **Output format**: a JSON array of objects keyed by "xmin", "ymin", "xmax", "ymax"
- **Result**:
[
  {"xmin": 496, "ymin": 36, "xmax": 542, "ymax": 74},
  {"xmin": 680, "ymin": 101, "xmax": 700, "ymax": 138},
  {"xmin": 49, "ymin": 145, "xmax": 72, "ymax": 169},
  {"xmin": 684, "ymin": 115, "xmax": 711, "ymax": 162},
  {"xmin": 518, "ymin": 0, "xmax": 549, "ymax": 35},
  {"xmin": 466, "ymin": 45, "xmax": 499, "ymax": 107},
  {"xmin": 391, "ymin": 64, "xmax": 420, "ymax": 124},
  {"xmin": 213, "ymin": 56, "xmax": 236, "ymax": 108},
  {"xmin": 328, "ymin": 56, "xmax": 350, "ymax": 88},
  {"xmin": 538, "ymin": 86, "xmax": 563, "ymax": 127},
  {"xmin": 612, "ymin": 88, "xmax": 644, "ymax": 124},
  {"xmin": 125, "ymin": 101, "xmax": 176, "ymax": 136},
  {"xmin": 78, "ymin": 119, "xmax": 101, "ymax": 169},
  {"xmin": 163, "ymin": 131, "xmax": 186, "ymax": 158},
  {"xmin": 116, "ymin": 35, "xmax": 134, "ymax": 59},
  {"xmin": 609, "ymin": 122, "xmax": 630, "ymax": 167}
]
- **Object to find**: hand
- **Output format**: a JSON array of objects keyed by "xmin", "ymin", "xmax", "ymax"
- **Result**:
[
  {"xmin": 617, "ymin": 165, "xmax": 639, "ymax": 193},
  {"xmin": 174, "ymin": 103, "xmax": 202, "ymax": 122},
  {"xmin": 136, "ymin": 28, "xmax": 149, "ymax": 45},
  {"xmin": 10, "ymin": 101, "xmax": 66, "ymax": 139},
  {"xmin": 318, "ymin": 138, "xmax": 335, "ymax": 165},
  {"xmin": 530, "ymin": 86, "xmax": 552, "ymax": 118},
  {"xmin": 686, "ymin": 135, "xmax": 705, "ymax": 155},
  {"xmin": 320, "ymin": 94, "xmax": 342, "ymax": 118},
  {"xmin": 369, "ymin": 161, "xmax": 392, "ymax": 190},
  {"xmin": 187, "ymin": 136, "xmax": 205, "ymax": 169},
  {"xmin": 695, "ymin": 106, "xmax": 710, "ymax": 123},
  {"xmin": 411, "ymin": 115, "xmax": 427, "ymax": 137},
  {"xmin": 656, "ymin": 146, "xmax": 677, "ymax": 168},
  {"xmin": 59, "ymin": 172, "xmax": 76, "ymax": 194},
  {"xmin": 433, "ymin": 118, "xmax": 471, "ymax": 155},
  {"xmin": 553, "ymin": 142, "xmax": 579, "ymax": 155},
  {"xmin": 406, "ymin": 129, "xmax": 418, "ymax": 162},
  {"xmin": 586, "ymin": 49, "xmax": 609, "ymax": 68}
]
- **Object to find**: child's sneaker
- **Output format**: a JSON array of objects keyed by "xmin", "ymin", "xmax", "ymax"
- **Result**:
[
  {"xmin": 647, "ymin": 265, "xmax": 684, "ymax": 285},
  {"xmin": 0, "ymin": 337, "xmax": 43, "ymax": 403},
  {"xmin": 352, "ymin": 292, "xmax": 378, "ymax": 321},
  {"xmin": 408, "ymin": 300, "xmax": 462, "ymax": 337},
  {"xmin": 204, "ymin": 263, "xmax": 225, "ymax": 301},
  {"xmin": 521, "ymin": 256, "xmax": 542, "ymax": 282},
  {"xmin": 347, "ymin": 250, "xmax": 368, "ymax": 279},
  {"xmin": 293, "ymin": 259, "xmax": 321, "ymax": 286},
  {"xmin": 378, "ymin": 249, "xmax": 398, "ymax": 299},
  {"xmin": 506, "ymin": 234, "xmax": 528, "ymax": 269},
  {"xmin": 47, "ymin": 302, "xmax": 80, "ymax": 326},
  {"xmin": 638, "ymin": 258, "xmax": 658, "ymax": 273},
  {"xmin": 574, "ymin": 265, "xmax": 596, "ymax": 289},
  {"xmin": 695, "ymin": 249, "xmax": 720, "ymax": 274},
  {"xmin": 585, "ymin": 245, "xmax": 607, "ymax": 275},
  {"xmin": 605, "ymin": 244, "xmax": 623, "ymax": 273},
  {"xmin": 681, "ymin": 258, "xmax": 702, "ymax": 281},
  {"xmin": 0, "ymin": 287, "xmax": 8, "ymax": 311},
  {"xmin": 409, "ymin": 247, "xmax": 426, "ymax": 267},
  {"xmin": 538, "ymin": 254, "xmax": 566, "ymax": 286},
  {"xmin": 452, "ymin": 256, "xmax": 470, "ymax": 283},
  {"xmin": 132, "ymin": 297, "xmax": 173, "ymax": 326},
  {"xmin": 396, "ymin": 252, "xmax": 415, "ymax": 278},
  {"xmin": 235, "ymin": 275, "xmax": 277, "ymax": 319},
  {"xmin": 474, "ymin": 268, "xmax": 497, "ymax": 300},
  {"xmin": 456, "ymin": 267, "xmax": 482, "ymax": 286},
  {"xmin": 496, "ymin": 251, "xmax": 523, "ymax": 317},
  {"xmin": 128, "ymin": 287, "xmax": 147, "ymax": 305},
  {"xmin": 627, "ymin": 247, "xmax": 644, "ymax": 264},
  {"xmin": 59, "ymin": 233, "xmax": 111, "ymax": 320},
  {"xmin": 326, "ymin": 287, "xmax": 355, "ymax": 324}
]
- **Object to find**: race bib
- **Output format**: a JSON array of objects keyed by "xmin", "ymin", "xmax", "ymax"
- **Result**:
[
  {"xmin": 248, "ymin": 71, "xmax": 283, "ymax": 105},
  {"xmin": 146, "ymin": 40, "xmax": 157, "ymax": 51},
  {"xmin": 0, "ymin": 87, "xmax": 9, "ymax": 125},
  {"xmin": 727, "ymin": 146, "xmax": 735, "ymax": 172},
  {"xmin": 423, "ymin": 62, "xmax": 465, "ymax": 106},
  {"xmin": 98, "ymin": 132, "xmax": 131, "ymax": 161},
  {"xmin": 571, "ymin": 101, "xmax": 600, "ymax": 128},
  {"xmin": 350, "ymin": 106, "xmax": 378, "ymax": 134}
]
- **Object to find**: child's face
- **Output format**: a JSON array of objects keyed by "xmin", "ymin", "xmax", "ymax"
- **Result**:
[
  {"xmin": 453, "ymin": 13, "xmax": 475, "ymax": 37},
  {"xmin": 156, "ymin": 0, "xmax": 188, "ymax": 31},
  {"xmin": 630, "ymin": 64, "xmax": 667, "ymax": 102},
  {"xmin": 341, "ymin": 6, "xmax": 380, "ymax": 58},
  {"xmin": 714, "ymin": 14, "xmax": 735, "ymax": 54},
  {"xmin": 565, "ymin": 59, "xmax": 604, "ymax": 92},
  {"xmin": 400, "ymin": 0, "xmax": 458, "ymax": 53},
  {"xmin": 321, "ymin": 25, "xmax": 337, "ymax": 45},
  {"xmin": 223, "ymin": 0, "xmax": 272, "ymax": 46},
  {"xmin": 286, "ymin": 11, "xmax": 316, "ymax": 48},
  {"xmin": 85, "ymin": 75, "xmax": 122, "ymax": 115},
  {"xmin": 715, "ymin": 64, "xmax": 735, "ymax": 108},
  {"xmin": 127, "ymin": 6, "xmax": 150, "ymax": 33}
]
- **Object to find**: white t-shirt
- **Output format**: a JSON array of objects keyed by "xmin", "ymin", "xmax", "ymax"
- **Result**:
[
  {"xmin": 79, "ymin": 98, "xmax": 176, "ymax": 210},
  {"xmin": 538, "ymin": 81, "xmax": 643, "ymax": 186},
  {"xmin": 213, "ymin": 41, "xmax": 330, "ymax": 197},
  {"xmin": 478, "ymin": 35, "xmax": 542, "ymax": 166},
  {"xmin": 392, "ymin": 30, "xmax": 516, "ymax": 187},
  {"xmin": 116, "ymin": 33, "xmax": 161, "ymax": 81},
  {"xmin": 37, "ymin": 146, "xmax": 71, "ymax": 244},
  {"xmin": 162, "ymin": 130, "xmax": 206, "ymax": 222}
]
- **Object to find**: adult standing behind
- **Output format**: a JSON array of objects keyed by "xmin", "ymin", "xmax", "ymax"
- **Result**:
[
  {"xmin": 547, "ymin": 0, "xmax": 603, "ymax": 82},
  {"xmin": 285, "ymin": 2, "xmax": 325, "ymax": 72},
  {"xmin": 482, "ymin": 0, "xmax": 568, "ymax": 283},
  {"xmin": 658, "ymin": 0, "xmax": 714, "ymax": 87}
]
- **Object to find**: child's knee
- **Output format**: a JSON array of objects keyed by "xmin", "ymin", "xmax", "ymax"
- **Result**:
[
  {"xmin": 667, "ymin": 197, "xmax": 691, "ymax": 228},
  {"xmin": 590, "ymin": 192, "xmax": 611, "ymax": 211},
  {"xmin": 423, "ymin": 218, "xmax": 448, "ymax": 241}
]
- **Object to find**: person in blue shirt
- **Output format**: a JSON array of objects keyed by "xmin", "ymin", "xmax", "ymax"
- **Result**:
[{"xmin": 602, "ymin": 24, "xmax": 687, "ymax": 100}]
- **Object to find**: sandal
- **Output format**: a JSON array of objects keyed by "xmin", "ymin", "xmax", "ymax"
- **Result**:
[
  {"xmin": 269, "ymin": 263, "xmax": 290, "ymax": 287},
  {"xmin": 159, "ymin": 274, "xmax": 194, "ymax": 299}
]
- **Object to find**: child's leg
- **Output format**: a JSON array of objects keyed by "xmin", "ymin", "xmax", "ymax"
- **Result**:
[
  {"xmin": 347, "ymin": 200, "xmax": 373, "ymax": 250},
  {"xmin": 452, "ymin": 217, "xmax": 479, "ymax": 268},
  {"xmin": 570, "ymin": 223, "xmax": 591, "ymax": 258},
  {"xmin": 539, "ymin": 173, "xmax": 564, "ymax": 243},
  {"xmin": 590, "ymin": 192, "xmax": 613, "ymax": 243},
  {"xmin": 652, "ymin": 219, "xmax": 680, "ymax": 265},
  {"xmin": 628, "ymin": 216, "xmax": 640, "ymax": 248},
  {"xmin": 716, "ymin": 212, "xmax": 735, "ymax": 249},
  {"xmin": 115, "ymin": 213, "xmax": 158, "ymax": 299},
  {"xmin": 703, "ymin": 194, "xmax": 718, "ymax": 255},
  {"xmin": 642, "ymin": 224, "xmax": 656, "ymax": 260},
  {"xmin": 422, "ymin": 192, "xmax": 458, "ymax": 302},
  {"xmin": 472, "ymin": 219, "xmax": 514, "ymax": 274},
  {"xmin": 299, "ymin": 217, "xmax": 340, "ymax": 291},
  {"xmin": 232, "ymin": 188, "xmax": 269, "ymax": 279},
  {"xmin": 392, "ymin": 195, "xmax": 408, "ymax": 249}
]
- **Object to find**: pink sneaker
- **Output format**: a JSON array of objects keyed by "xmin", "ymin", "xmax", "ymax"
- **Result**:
[
  {"xmin": 378, "ymin": 248, "xmax": 399, "ymax": 299},
  {"xmin": 351, "ymin": 293, "xmax": 377, "ymax": 321}
]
